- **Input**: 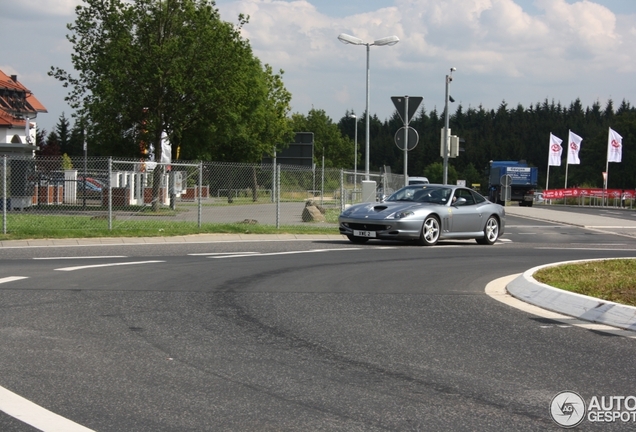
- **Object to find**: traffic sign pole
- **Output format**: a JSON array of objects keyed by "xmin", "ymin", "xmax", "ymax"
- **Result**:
[
  {"xmin": 391, "ymin": 95, "xmax": 423, "ymax": 187},
  {"xmin": 404, "ymin": 97, "xmax": 409, "ymax": 187}
]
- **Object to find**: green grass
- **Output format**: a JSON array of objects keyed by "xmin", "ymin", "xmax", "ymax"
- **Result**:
[
  {"xmin": 0, "ymin": 212, "xmax": 340, "ymax": 240},
  {"xmin": 533, "ymin": 259, "xmax": 636, "ymax": 306}
]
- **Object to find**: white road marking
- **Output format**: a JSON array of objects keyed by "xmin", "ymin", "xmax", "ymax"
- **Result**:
[
  {"xmin": 505, "ymin": 225, "xmax": 563, "ymax": 228},
  {"xmin": 188, "ymin": 252, "xmax": 259, "ymax": 256},
  {"xmin": 33, "ymin": 256, "xmax": 127, "ymax": 260},
  {"xmin": 535, "ymin": 247, "xmax": 636, "ymax": 251},
  {"xmin": 210, "ymin": 248, "xmax": 365, "ymax": 258},
  {"xmin": 0, "ymin": 385, "xmax": 95, "ymax": 431},
  {"xmin": 571, "ymin": 243, "xmax": 627, "ymax": 246},
  {"xmin": 0, "ymin": 276, "xmax": 28, "ymax": 284},
  {"xmin": 55, "ymin": 260, "xmax": 165, "ymax": 272}
]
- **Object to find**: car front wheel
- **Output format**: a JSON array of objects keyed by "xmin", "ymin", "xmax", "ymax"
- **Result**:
[
  {"xmin": 476, "ymin": 216, "xmax": 499, "ymax": 245},
  {"xmin": 418, "ymin": 216, "xmax": 440, "ymax": 246}
]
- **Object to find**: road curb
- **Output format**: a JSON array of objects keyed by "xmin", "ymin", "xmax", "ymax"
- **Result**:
[{"xmin": 507, "ymin": 258, "xmax": 636, "ymax": 331}]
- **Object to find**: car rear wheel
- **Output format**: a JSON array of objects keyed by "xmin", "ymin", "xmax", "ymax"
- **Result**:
[
  {"xmin": 418, "ymin": 216, "xmax": 440, "ymax": 246},
  {"xmin": 347, "ymin": 235, "xmax": 370, "ymax": 244},
  {"xmin": 476, "ymin": 216, "xmax": 499, "ymax": 245}
]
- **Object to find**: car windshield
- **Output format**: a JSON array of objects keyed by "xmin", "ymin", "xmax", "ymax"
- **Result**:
[{"xmin": 386, "ymin": 186, "xmax": 452, "ymax": 204}]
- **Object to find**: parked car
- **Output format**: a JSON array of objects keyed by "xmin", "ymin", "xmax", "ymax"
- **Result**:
[
  {"xmin": 339, "ymin": 184, "xmax": 505, "ymax": 246},
  {"xmin": 408, "ymin": 176, "xmax": 429, "ymax": 185},
  {"xmin": 79, "ymin": 180, "xmax": 101, "ymax": 191},
  {"xmin": 77, "ymin": 176, "xmax": 106, "ymax": 191}
]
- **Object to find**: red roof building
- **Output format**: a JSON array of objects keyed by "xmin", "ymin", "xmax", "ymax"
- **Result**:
[{"xmin": 0, "ymin": 69, "xmax": 47, "ymax": 155}]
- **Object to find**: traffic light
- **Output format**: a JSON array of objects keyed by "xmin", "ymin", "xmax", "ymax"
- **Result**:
[{"xmin": 440, "ymin": 128, "xmax": 460, "ymax": 158}]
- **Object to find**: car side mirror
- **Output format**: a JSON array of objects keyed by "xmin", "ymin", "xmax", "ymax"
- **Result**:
[{"xmin": 453, "ymin": 197, "xmax": 467, "ymax": 206}]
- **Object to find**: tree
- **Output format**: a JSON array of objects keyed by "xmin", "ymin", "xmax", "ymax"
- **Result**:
[
  {"xmin": 291, "ymin": 109, "xmax": 352, "ymax": 168},
  {"xmin": 50, "ymin": 0, "xmax": 293, "ymax": 208},
  {"xmin": 55, "ymin": 113, "xmax": 72, "ymax": 155},
  {"xmin": 36, "ymin": 129, "xmax": 62, "ymax": 157}
]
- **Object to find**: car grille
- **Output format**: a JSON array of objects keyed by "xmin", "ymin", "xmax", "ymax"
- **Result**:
[{"xmin": 346, "ymin": 223, "xmax": 389, "ymax": 231}]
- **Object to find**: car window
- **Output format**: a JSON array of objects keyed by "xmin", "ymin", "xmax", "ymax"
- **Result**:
[
  {"xmin": 387, "ymin": 186, "xmax": 451, "ymax": 204},
  {"xmin": 471, "ymin": 190, "xmax": 486, "ymax": 204},
  {"xmin": 413, "ymin": 187, "xmax": 451, "ymax": 204},
  {"xmin": 453, "ymin": 188, "xmax": 476, "ymax": 205}
]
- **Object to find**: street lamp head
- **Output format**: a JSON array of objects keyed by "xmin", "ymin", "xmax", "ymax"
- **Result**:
[
  {"xmin": 373, "ymin": 35, "xmax": 400, "ymax": 46},
  {"xmin": 338, "ymin": 33, "xmax": 364, "ymax": 45},
  {"xmin": 338, "ymin": 32, "xmax": 399, "ymax": 182},
  {"xmin": 450, "ymin": 67, "xmax": 456, "ymax": 72},
  {"xmin": 349, "ymin": 114, "xmax": 357, "ymax": 119}
]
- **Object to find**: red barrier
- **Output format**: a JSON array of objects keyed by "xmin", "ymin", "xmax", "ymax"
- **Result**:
[{"xmin": 543, "ymin": 188, "xmax": 635, "ymax": 199}]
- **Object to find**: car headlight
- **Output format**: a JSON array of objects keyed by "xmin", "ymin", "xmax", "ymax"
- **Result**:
[
  {"xmin": 341, "ymin": 209, "xmax": 353, "ymax": 217},
  {"xmin": 389, "ymin": 211, "xmax": 414, "ymax": 219}
]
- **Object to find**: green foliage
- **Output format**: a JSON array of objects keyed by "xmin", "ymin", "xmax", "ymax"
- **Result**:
[
  {"xmin": 62, "ymin": 154, "xmax": 73, "ymax": 170},
  {"xmin": 337, "ymin": 98, "xmax": 636, "ymax": 190},
  {"xmin": 423, "ymin": 162, "xmax": 458, "ymax": 184},
  {"xmin": 50, "ymin": 0, "xmax": 292, "ymax": 163},
  {"xmin": 290, "ymin": 109, "xmax": 353, "ymax": 168},
  {"xmin": 55, "ymin": 113, "xmax": 72, "ymax": 155}
]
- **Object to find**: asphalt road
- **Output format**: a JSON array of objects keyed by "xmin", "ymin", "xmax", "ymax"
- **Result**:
[{"xmin": 1, "ymin": 210, "xmax": 636, "ymax": 431}]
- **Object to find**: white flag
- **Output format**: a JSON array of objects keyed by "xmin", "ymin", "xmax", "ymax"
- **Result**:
[
  {"xmin": 607, "ymin": 128, "xmax": 623, "ymax": 163},
  {"xmin": 548, "ymin": 133, "xmax": 563, "ymax": 166},
  {"xmin": 160, "ymin": 131, "xmax": 171, "ymax": 164},
  {"xmin": 567, "ymin": 130, "xmax": 582, "ymax": 165}
]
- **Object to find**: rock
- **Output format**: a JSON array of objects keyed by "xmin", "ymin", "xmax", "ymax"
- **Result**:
[
  {"xmin": 305, "ymin": 199, "xmax": 325, "ymax": 214},
  {"xmin": 302, "ymin": 205, "xmax": 325, "ymax": 222}
]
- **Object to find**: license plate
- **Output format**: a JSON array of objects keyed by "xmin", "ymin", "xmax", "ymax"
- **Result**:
[{"xmin": 353, "ymin": 230, "xmax": 376, "ymax": 238}]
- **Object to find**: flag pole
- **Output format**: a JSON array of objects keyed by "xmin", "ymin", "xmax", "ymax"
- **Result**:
[
  {"xmin": 604, "ymin": 127, "xmax": 610, "ymax": 206},
  {"xmin": 564, "ymin": 130, "xmax": 570, "ymax": 189}
]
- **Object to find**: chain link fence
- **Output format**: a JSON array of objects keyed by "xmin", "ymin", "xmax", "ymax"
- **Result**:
[{"xmin": 1, "ymin": 155, "xmax": 392, "ymax": 236}]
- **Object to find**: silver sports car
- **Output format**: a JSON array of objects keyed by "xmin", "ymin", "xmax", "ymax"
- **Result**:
[{"xmin": 339, "ymin": 184, "xmax": 505, "ymax": 246}]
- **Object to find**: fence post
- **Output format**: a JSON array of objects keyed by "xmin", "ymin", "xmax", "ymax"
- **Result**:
[
  {"xmin": 321, "ymin": 157, "xmax": 325, "ymax": 206},
  {"xmin": 2, "ymin": 155, "xmax": 6, "ymax": 235},
  {"xmin": 108, "ymin": 157, "xmax": 113, "ymax": 231},
  {"xmin": 198, "ymin": 161, "xmax": 203, "ymax": 228},
  {"xmin": 276, "ymin": 164, "xmax": 280, "ymax": 229},
  {"xmin": 340, "ymin": 169, "xmax": 345, "ymax": 212}
]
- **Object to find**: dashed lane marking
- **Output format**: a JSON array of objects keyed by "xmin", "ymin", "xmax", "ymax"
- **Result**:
[
  {"xmin": 55, "ymin": 260, "xmax": 165, "ymax": 272},
  {"xmin": 188, "ymin": 252, "xmax": 259, "ymax": 256},
  {"xmin": 209, "ymin": 248, "xmax": 367, "ymax": 258},
  {"xmin": 33, "ymin": 256, "xmax": 127, "ymax": 260},
  {"xmin": 0, "ymin": 276, "xmax": 28, "ymax": 285}
]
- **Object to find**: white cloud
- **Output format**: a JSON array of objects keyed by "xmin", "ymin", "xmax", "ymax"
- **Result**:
[{"xmin": 3, "ymin": 0, "xmax": 635, "ymax": 134}]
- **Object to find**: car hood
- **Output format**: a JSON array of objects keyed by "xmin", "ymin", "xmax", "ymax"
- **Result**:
[{"xmin": 341, "ymin": 201, "xmax": 437, "ymax": 219}]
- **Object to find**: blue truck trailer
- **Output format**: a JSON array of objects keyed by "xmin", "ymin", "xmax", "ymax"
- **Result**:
[{"xmin": 488, "ymin": 160, "xmax": 539, "ymax": 207}]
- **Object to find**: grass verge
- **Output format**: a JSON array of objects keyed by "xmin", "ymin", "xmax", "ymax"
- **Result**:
[
  {"xmin": 0, "ymin": 212, "xmax": 340, "ymax": 241},
  {"xmin": 533, "ymin": 259, "xmax": 636, "ymax": 307}
]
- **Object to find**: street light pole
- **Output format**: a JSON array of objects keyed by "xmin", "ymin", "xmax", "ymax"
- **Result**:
[
  {"xmin": 349, "ymin": 114, "xmax": 358, "ymax": 189},
  {"xmin": 443, "ymin": 67, "xmax": 456, "ymax": 185},
  {"xmin": 338, "ymin": 33, "xmax": 399, "ymax": 181}
]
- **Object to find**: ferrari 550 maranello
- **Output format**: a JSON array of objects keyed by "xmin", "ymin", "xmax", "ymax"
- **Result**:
[{"xmin": 339, "ymin": 184, "xmax": 505, "ymax": 246}]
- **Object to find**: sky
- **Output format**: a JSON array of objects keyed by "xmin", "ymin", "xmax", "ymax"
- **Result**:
[{"xmin": 2, "ymin": 0, "xmax": 636, "ymax": 136}]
